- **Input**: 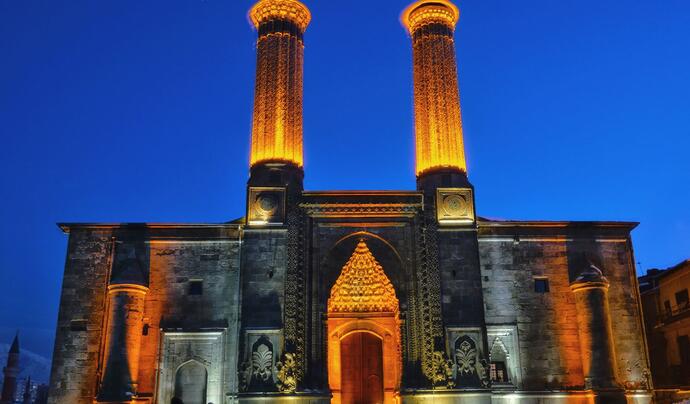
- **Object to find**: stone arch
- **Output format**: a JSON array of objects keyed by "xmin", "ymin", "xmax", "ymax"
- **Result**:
[
  {"xmin": 332, "ymin": 231, "xmax": 405, "ymax": 266},
  {"xmin": 173, "ymin": 359, "xmax": 207, "ymax": 404},
  {"xmin": 330, "ymin": 319, "xmax": 392, "ymax": 341}
]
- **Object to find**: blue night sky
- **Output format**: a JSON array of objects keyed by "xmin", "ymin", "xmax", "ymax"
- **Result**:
[{"xmin": 1, "ymin": 1, "xmax": 689, "ymax": 359}]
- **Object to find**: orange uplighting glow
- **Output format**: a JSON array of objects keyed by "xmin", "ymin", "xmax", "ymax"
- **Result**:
[
  {"xmin": 402, "ymin": 0, "xmax": 467, "ymax": 176},
  {"xmin": 248, "ymin": 0, "xmax": 310, "ymax": 168},
  {"xmin": 327, "ymin": 240, "xmax": 399, "ymax": 314},
  {"xmin": 326, "ymin": 240, "xmax": 402, "ymax": 404}
]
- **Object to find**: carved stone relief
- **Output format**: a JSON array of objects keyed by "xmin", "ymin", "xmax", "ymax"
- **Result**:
[
  {"xmin": 416, "ymin": 213, "xmax": 445, "ymax": 384},
  {"xmin": 247, "ymin": 187, "xmax": 286, "ymax": 225},
  {"xmin": 282, "ymin": 201, "xmax": 307, "ymax": 388},
  {"xmin": 436, "ymin": 188, "xmax": 475, "ymax": 225},
  {"xmin": 446, "ymin": 328, "xmax": 490, "ymax": 388},
  {"xmin": 249, "ymin": 337, "xmax": 275, "ymax": 390},
  {"xmin": 239, "ymin": 330, "xmax": 281, "ymax": 393}
]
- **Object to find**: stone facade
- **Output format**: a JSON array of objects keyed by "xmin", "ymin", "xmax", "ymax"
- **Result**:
[
  {"xmin": 46, "ymin": 213, "xmax": 653, "ymax": 404},
  {"xmin": 48, "ymin": 226, "xmax": 242, "ymax": 404},
  {"xmin": 46, "ymin": 0, "xmax": 654, "ymax": 403}
]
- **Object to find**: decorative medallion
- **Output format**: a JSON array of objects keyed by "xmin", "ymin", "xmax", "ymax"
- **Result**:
[
  {"xmin": 327, "ymin": 240, "xmax": 399, "ymax": 313},
  {"xmin": 247, "ymin": 187, "xmax": 286, "ymax": 225},
  {"xmin": 436, "ymin": 188, "xmax": 475, "ymax": 225}
]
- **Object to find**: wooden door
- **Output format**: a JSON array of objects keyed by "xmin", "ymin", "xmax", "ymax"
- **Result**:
[{"xmin": 340, "ymin": 332, "xmax": 383, "ymax": 404}]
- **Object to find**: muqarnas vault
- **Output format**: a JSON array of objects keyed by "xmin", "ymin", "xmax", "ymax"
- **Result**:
[{"xmin": 47, "ymin": 0, "xmax": 653, "ymax": 403}]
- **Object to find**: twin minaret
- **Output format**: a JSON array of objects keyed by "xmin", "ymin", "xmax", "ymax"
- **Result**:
[{"xmin": 247, "ymin": 0, "xmax": 468, "ymax": 189}]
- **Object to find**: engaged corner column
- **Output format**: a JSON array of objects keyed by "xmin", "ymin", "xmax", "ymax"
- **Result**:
[
  {"xmin": 570, "ymin": 264, "xmax": 625, "ymax": 399},
  {"xmin": 96, "ymin": 284, "xmax": 149, "ymax": 403}
]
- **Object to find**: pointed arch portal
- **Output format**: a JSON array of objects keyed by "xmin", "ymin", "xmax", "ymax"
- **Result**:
[{"xmin": 327, "ymin": 240, "xmax": 401, "ymax": 404}]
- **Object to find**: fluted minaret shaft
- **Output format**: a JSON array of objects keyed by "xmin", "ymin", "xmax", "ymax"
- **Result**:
[
  {"xmin": 249, "ymin": 0, "xmax": 310, "ymax": 169},
  {"xmin": 403, "ymin": 0, "xmax": 466, "ymax": 177}
]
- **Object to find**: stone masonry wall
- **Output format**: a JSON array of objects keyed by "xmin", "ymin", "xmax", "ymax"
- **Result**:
[
  {"xmin": 438, "ymin": 229, "xmax": 485, "ymax": 327},
  {"xmin": 240, "ymin": 229, "xmax": 288, "ymax": 330},
  {"xmin": 478, "ymin": 236, "xmax": 650, "ymax": 391},
  {"xmin": 138, "ymin": 239, "xmax": 242, "ymax": 397},
  {"xmin": 479, "ymin": 239, "xmax": 583, "ymax": 390},
  {"xmin": 48, "ymin": 229, "xmax": 113, "ymax": 404}
]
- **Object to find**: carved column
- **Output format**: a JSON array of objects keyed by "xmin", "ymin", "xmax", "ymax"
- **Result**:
[
  {"xmin": 96, "ymin": 284, "xmax": 148, "ymax": 403},
  {"xmin": 402, "ymin": 0, "xmax": 466, "ymax": 177},
  {"xmin": 248, "ymin": 0, "xmax": 310, "ymax": 172},
  {"xmin": 570, "ymin": 264, "xmax": 625, "ymax": 402}
]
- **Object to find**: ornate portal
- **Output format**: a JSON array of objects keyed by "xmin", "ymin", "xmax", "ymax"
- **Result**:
[{"xmin": 327, "ymin": 240, "xmax": 402, "ymax": 404}]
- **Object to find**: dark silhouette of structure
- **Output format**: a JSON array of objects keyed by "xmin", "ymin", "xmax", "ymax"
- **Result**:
[
  {"xmin": 23, "ymin": 376, "xmax": 32, "ymax": 404},
  {"xmin": 1, "ymin": 334, "xmax": 20, "ymax": 404}
]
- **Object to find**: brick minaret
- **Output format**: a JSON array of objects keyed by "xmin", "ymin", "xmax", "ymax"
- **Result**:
[
  {"xmin": 402, "ymin": 0, "xmax": 467, "ymax": 188},
  {"xmin": 248, "ymin": 0, "xmax": 311, "ymax": 189},
  {"xmin": 1, "ymin": 334, "xmax": 20, "ymax": 404}
]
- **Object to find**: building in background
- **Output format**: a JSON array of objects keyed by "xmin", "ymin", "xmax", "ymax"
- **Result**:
[
  {"xmin": 639, "ymin": 259, "xmax": 690, "ymax": 403},
  {"xmin": 0, "ymin": 335, "xmax": 46, "ymax": 404},
  {"xmin": 46, "ymin": 0, "xmax": 653, "ymax": 403}
]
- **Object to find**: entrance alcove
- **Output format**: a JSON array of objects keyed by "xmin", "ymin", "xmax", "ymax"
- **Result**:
[
  {"xmin": 174, "ymin": 360, "xmax": 208, "ymax": 404},
  {"xmin": 327, "ymin": 240, "xmax": 402, "ymax": 404}
]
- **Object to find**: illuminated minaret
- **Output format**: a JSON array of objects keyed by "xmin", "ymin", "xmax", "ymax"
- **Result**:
[
  {"xmin": 402, "ymin": 0, "xmax": 468, "ymax": 190},
  {"xmin": 402, "ymin": 3, "xmax": 488, "ymax": 391},
  {"xmin": 248, "ymin": 0, "xmax": 310, "ymax": 189}
]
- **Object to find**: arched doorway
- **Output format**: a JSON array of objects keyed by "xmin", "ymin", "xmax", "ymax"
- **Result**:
[
  {"xmin": 174, "ymin": 360, "xmax": 207, "ymax": 404},
  {"xmin": 327, "ymin": 240, "xmax": 401, "ymax": 404}
]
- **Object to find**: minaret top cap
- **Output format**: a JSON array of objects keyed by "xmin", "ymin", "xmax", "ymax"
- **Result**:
[
  {"xmin": 401, "ymin": 0, "xmax": 460, "ymax": 34},
  {"xmin": 571, "ymin": 262, "xmax": 610, "ymax": 291},
  {"xmin": 9, "ymin": 332, "xmax": 19, "ymax": 354},
  {"xmin": 250, "ymin": 0, "xmax": 311, "ymax": 32}
]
